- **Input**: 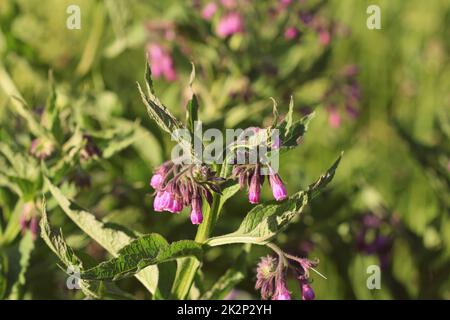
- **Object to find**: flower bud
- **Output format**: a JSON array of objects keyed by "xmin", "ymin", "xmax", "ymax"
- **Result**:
[
  {"xmin": 301, "ymin": 283, "xmax": 315, "ymax": 300},
  {"xmin": 269, "ymin": 173, "xmax": 287, "ymax": 201},
  {"xmin": 248, "ymin": 170, "xmax": 261, "ymax": 204},
  {"xmin": 190, "ymin": 197, "xmax": 203, "ymax": 225}
]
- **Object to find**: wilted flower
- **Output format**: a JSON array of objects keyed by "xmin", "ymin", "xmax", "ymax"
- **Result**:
[
  {"xmin": 255, "ymin": 253, "xmax": 319, "ymax": 300},
  {"xmin": 80, "ymin": 134, "xmax": 102, "ymax": 161},
  {"xmin": 273, "ymin": 280, "xmax": 291, "ymax": 300},
  {"xmin": 147, "ymin": 43, "xmax": 177, "ymax": 81},
  {"xmin": 30, "ymin": 138, "xmax": 54, "ymax": 160},
  {"xmin": 216, "ymin": 12, "xmax": 243, "ymax": 38},
  {"xmin": 255, "ymin": 255, "xmax": 278, "ymax": 300}
]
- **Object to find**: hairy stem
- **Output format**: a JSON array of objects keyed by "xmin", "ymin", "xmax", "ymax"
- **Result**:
[{"xmin": 172, "ymin": 179, "xmax": 221, "ymax": 299}]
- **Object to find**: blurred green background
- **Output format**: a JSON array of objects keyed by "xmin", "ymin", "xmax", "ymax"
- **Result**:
[{"xmin": 0, "ymin": 0, "xmax": 448, "ymax": 299}]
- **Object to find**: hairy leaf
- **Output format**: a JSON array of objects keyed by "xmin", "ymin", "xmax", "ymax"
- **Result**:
[
  {"xmin": 45, "ymin": 178, "xmax": 159, "ymax": 295},
  {"xmin": 207, "ymin": 154, "xmax": 342, "ymax": 246},
  {"xmin": 81, "ymin": 234, "xmax": 203, "ymax": 281}
]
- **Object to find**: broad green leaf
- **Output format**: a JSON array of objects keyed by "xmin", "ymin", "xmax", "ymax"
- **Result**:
[
  {"xmin": 207, "ymin": 192, "xmax": 309, "ymax": 246},
  {"xmin": 80, "ymin": 234, "xmax": 203, "ymax": 281},
  {"xmin": 206, "ymin": 154, "xmax": 342, "ymax": 246},
  {"xmin": 217, "ymin": 180, "xmax": 241, "ymax": 216},
  {"xmin": 200, "ymin": 245, "xmax": 250, "ymax": 300},
  {"xmin": 138, "ymin": 63, "xmax": 185, "ymax": 135},
  {"xmin": 137, "ymin": 62, "xmax": 196, "ymax": 162},
  {"xmin": 40, "ymin": 199, "xmax": 83, "ymax": 268},
  {"xmin": 45, "ymin": 177, "xmax": 159, "ymax": 295},
  {"xmin": 40, "ymin": 198, "xmax": 101, "ymax": 299}
]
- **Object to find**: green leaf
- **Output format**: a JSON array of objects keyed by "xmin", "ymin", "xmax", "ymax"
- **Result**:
[
  {"xmin": 138, "ymin": 64, "xmax": 185, "ymax": 136},
  {"xmin": 80, "ymin": 234, "xmax": 203, "ymax": 281},
  {"xmin": 40, "ymin": 198, "xmax": 101, "ymax": 299},
  {"xmin": 206, "ymin": 154, "xmax": 342, "ymax": 246},
  {"xmin": 40, "ymin": 198, "xmax": 83, "ymax": 268},
  {"xmin": 186, "ymin": 94, "xmax": 199, "ymax": 134},
  {"xmin": 45, "ymin": 177, "xmax": 159, "ymax": 295},
  {"xmin": 200, "ymin": 245, "xmax": 249, "ymax": 300},
  {"xmin": 276, "ymin": 112, "xmax": 314, "ymax": 151},
  {"xmin": 207, "ymin": 192, "xmax": 309, "ymax": 246},
  {"xmin": 186, "ymin": 63, "xmax": 199, "ymax": 134},
  {"xmin": 217, "ymin": 180, "xmax": 241, "ymax": 216},
  {"xmin": 137, "ymin": 63, "xmax": 196, "ymax": 161}
]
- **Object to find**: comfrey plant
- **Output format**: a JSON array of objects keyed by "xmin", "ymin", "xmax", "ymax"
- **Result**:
[{"xmin": 40, "ymin": 62, "xmax": 342, "ymax": 300}]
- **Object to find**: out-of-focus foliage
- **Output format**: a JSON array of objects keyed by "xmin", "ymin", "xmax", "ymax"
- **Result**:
[{"xmin": 0, "ymin": 0, "xmax": 448, "ymax": 299}]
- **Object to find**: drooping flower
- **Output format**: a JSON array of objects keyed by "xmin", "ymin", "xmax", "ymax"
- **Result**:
[
  {"xmin": 190, "ymin": 197, "xmax": 203, "ymax": 225},
  {"xmin": 273, "ymin": 280, "xmax": 291, "ymax": 300},
  {"xmin": 202, "ymin": 2, "xmax": 217, "ymax": 20},
  {"xmin": 147, "ymin": 43, "xmax": 177, "ymax": 82},
  {"xmin": 150, "ymin": 161, "xmax": 174, "ymax": 190},
  {"xmin": 268, "ymin": 170, "xmax": 288, "ymax": 201},
  {"xmin": 300, "ymin": 281, "xmax": 315, "ymax": 300},
  {"xmin": 216, "ymin": 12, "xmax": 243, "ymax": 38},
  {"xmin": 248, "ymin": 168, "xmax": 261, "ymax": 204}
]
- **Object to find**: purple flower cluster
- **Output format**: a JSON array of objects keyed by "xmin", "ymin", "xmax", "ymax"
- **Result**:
[
  {"xmin": 200, "ymin": 1, "xmax": 244, "ymax": 38},
  {"xmin": 355, "ymin": 212, "xmax": 398, "ymax": 269},
  {"xmin": 150, "ymin": 162, "xmax": 222, "ymax": 225},
  {"xmin": 323, "ymin": 65, "xmax": 361, "ymax": 128},
  {"xmin": 233, "ymin": 164, "xmax": 288, "ymax": 204},
  {"xmin": 268, "ymin": 1, "xmax": 341, "ymax": 45},
  {"xmin": 255, "ymin": 254, "xmax": 318, "ymax": 300},
  {"xmin": 30, "ymin": 138, "xmax": 54, "ymax": 160},
  {"xmin": 147, "ymin": 43, "xmax": 177, "ymax": 82}
]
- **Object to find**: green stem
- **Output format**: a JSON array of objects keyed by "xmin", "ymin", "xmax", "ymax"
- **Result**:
[{"xmin": 172, "ymin": 189, "xmax": 221, "ymax": 299}]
